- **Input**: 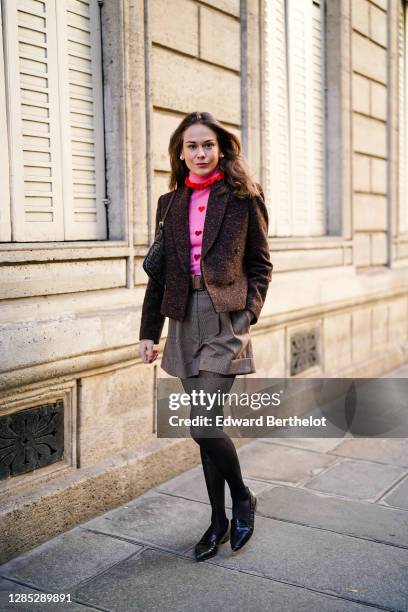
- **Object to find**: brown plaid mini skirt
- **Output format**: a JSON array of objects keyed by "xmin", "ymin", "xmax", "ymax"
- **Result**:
[{"xmin": 160, "ymin": 286, "xmax": 256, "ymax": 378}]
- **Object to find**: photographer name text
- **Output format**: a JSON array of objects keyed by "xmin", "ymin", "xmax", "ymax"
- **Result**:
[{"xmin": 168, "ymin": 415, "xmax": 327, "ymax": 428}]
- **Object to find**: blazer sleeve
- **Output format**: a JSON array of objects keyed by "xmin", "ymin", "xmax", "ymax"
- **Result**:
[
  {"xmin": 244, "ymin": 185, "xmax": 273, "ymax": 324},
  {"xmin": 139, "ymin": 195, "xmax": 166, "ymax": 344}
]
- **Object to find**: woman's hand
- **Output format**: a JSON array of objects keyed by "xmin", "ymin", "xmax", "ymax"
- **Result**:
[{"xmin": 139, "ymin": 339, "xmax": 158, "ymax": 364}]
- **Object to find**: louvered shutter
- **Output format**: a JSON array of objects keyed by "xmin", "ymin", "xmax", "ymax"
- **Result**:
[
  {"xmin": 399, "ymin": 0, "xmax": 408, "ymax": 234},
  {"xmin": 287, "ymin": 0, "xmax": 309, "ymax": 235},
  {"xmin": 2, "ymin": 0, "xmax": 106, "ymax": 242},
  {"xmin": 3, "ymin": 0, "xmax": 65, "ymax": 241},
  {"xmin": 0, "ymin": 1, "xmax": 11, "ymax": 241},
  {"xmin": 56, "ymin": 0, "xmax": 106, "ymax": 239},
  {"xmin": 267, "ymin": 0, "xmax": 292, "ymax": 236},
  {"xmin": 310, "ymin": 0, "xmax": 325, "ymax": 234},
  {"xmin": 287, "ymin": 0, "xmax": 325, "ymax": 236},
  {"xmin": 266, "ymin": 0, "xmax": 326, "ymax": 237}
]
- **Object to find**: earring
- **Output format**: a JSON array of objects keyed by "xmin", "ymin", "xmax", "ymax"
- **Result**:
[
  {"xmin": 180, "ymin": 156, "xmax": 184, "ymax": 160},
  {"xmin": 220, "ymin": 153, "xmax": 224, "ymax": 158}
]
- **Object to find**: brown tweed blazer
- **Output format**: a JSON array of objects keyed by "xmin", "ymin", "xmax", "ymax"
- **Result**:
[{"xmin": 139, "ymin": 178, "xmax": 273, "ymax": 344}]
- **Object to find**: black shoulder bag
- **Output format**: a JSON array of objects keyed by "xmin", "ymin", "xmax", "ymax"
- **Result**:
[{"xmin": 142, "ymin": 191, "xmax": 177, "ymax": 288}]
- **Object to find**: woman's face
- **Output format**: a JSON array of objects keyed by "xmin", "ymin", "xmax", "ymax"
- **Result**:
[{"xmin": 181, "ymin": 124, "xmax": 221, "ymax": 176}]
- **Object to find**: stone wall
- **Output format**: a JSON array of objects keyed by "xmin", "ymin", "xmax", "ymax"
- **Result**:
[{"xmin": 352, "ymin": 0, "xmax": 388, "ymax": 267}]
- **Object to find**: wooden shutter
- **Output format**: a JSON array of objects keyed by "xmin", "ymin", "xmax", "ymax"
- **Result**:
[
  {"xmin": 310, "ymin": 0, "xmax": 326, "ymax": 234},
  {"xmin": 287, "ymin": 0, "xmax": 325, "ymax": 236},
  {"xmin": 2, "ymin": 0, "xmax": 106, "ymax": 242},
  {"xmin": 267, "ymin": 0, "xmax": 292, "ymax": 236},
  {"xmin": 287, "ymin": 0, "xmax": 309, "ymax": 235},
  {"xmin": 266, "ymin": 0, "xmax": 326, "ymax": 237},
  {"xmin": 399, "ymin": 0, "xmax": 408, "ymax": 234},
  {"xmin": 3, "ymin": 0, "xmax": 65, "ymax": 241},
  {"xmin": 0, "ymin": 0, "xmax": 11, "ymax": 241},
  {"xmin": 56, "ymin": 0, "xmax": 107, "ymax": 239}
]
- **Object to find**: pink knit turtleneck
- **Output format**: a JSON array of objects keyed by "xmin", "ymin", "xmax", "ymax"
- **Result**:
[{"xmin": 188, "ymin": 166, "xmax": 223, "ymax": 275}]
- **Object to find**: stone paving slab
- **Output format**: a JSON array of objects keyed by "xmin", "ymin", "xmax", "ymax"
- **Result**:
[
  {"xmin": 236, "ymin": 441, "xmax": 339, "ymax": 484},
  {"xmin": 260, "ymin": 438, "xmax": 346, "ymax": 453},
  {"xmin": 204, "ymin": 515, "xmax": 408, "ymax": 611},
  {"xmin": 73, "ymin": 548, "xmax": 386, "ymax": 612},
  {"xmin": 82, "ymin": 491, "xmax": 215, "ymax": 553},
  {"xmin": 156, "ymin": 465, "xmax": 274, "ymax": 507},
  {"xmin": 257, "ymin": 485, "xmax": 408, "ymax": 547},
  {"xmin": 0, "ymin": 577, "xmax": 97, "ymax": 612},
  {"xmin": 380, "ymin": 476, "xmax": 408, "ymax": 510},
  {"xmin": 330, "ymin": 439, "xmax": 408, "ymax": 467},
  {"xmin": 0, "ymin": 528, "xmax": 140, "ymax": 592},
  {"xmin": 304, "ymin": 458, "xmax": 407, "ymax": 501}
]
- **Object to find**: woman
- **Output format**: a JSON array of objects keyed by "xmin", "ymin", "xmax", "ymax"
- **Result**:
[{"xmin": 139, "ymin": 111, "xmax": 273, "ymax": 561}]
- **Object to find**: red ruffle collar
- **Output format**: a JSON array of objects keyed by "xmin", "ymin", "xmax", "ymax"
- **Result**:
[{"xmin": 185, "ymin": 169, "xmax": 225, "ymax": 190}]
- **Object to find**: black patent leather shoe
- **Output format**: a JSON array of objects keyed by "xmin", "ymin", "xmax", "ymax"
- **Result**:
[
  {"xmin": 230, "ymin": 489, "xmax": 257, "ymax": 552},
  {"xmin": 194, "ymin": 522, "xmax": 230, "ymax": 562}
]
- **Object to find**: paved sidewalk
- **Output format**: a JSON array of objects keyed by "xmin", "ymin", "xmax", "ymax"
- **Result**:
[{"xmin": 1, "ymin": 368, "xmax": 408, "ymax": 611}]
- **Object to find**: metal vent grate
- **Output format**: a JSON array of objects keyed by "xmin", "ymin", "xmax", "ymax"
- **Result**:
[
  {"xmin": 290, "ymin": 330, "xmax": 319, "ymax": 375},
  {"xmin": 0, "ymin": 400, "xmax": 64, "ymax": 480}
]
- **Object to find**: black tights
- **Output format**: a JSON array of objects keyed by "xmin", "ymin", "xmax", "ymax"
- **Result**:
[{"xmin": 181, "ymin": 370, "xmax": 250, "ymax": 534}]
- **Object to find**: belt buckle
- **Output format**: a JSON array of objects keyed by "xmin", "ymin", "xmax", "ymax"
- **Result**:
[{"xmin": 191, "ymin": 274, "xmax": 202, "ymax": 290}]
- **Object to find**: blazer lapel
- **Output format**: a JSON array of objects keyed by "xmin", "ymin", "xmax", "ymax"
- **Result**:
[
  {"xmin": 170, "ymin": 179, "xmax": 231, "ymax": 274},
  {"xmin": 171, "ymin": 184, "xmax": 191, "ymax": 273},
  {"xmin": 201, "ymin": 179, "xmax": 231, "ymax": 259}
]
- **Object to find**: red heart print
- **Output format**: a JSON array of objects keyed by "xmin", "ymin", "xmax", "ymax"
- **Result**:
[
  {"xmin": 195, "ymin": 230, "xmax": 202, "ymax": 236},
  {"xmin": 194, "ymin": 254, "xmax": 200, "ymax": 261},
  {"xmin": 198, "ymin": 206, "xmax": 205, "ymax": 212}
]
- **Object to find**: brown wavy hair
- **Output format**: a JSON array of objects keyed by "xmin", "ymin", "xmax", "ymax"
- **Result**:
[{"xmin": 168, "ymin": 111, "xmax": 262, "ymax": 199}]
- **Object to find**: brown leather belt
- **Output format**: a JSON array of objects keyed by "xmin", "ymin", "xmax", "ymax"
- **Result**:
[{"xmin": 189, "ymin": 274, "xmax": 205, "ymax": 290}]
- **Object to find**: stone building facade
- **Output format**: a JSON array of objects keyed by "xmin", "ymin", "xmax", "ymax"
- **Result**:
[{"xmin": 0, "ymin": 0, "xmax": 407, "ymax": 561}]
